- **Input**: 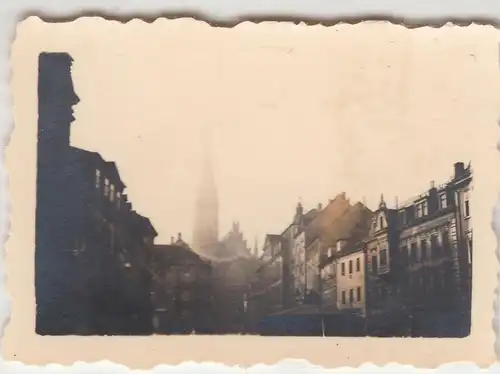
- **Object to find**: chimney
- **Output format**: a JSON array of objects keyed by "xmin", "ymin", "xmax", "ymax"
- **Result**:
[
  {"xmin": 170, "ymin": 236, "xmax": 174, "ymax": 244},
  {"xmin": 317, "ymin": 203, "xmax": 323, "ymax": 211},
  {"xmin": 454, "ymin": 162, "xmax": 465, "ymax": 178},
  {"xmin": 178, "ymin": 232, "xmax": 182, "ymax": 241},
  {"xmin": 38, "ymin": 53, "xmax": 79, "ymax": 157}
]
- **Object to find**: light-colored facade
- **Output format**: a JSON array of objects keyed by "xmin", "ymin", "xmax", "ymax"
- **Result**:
[{"xmin": 336, "ymin": 249, "xmax": 366, "ymax": 315}]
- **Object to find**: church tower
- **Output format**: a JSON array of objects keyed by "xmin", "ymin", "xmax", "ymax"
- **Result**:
[{"xmin": 192, "ymin": 127, "xmax": 219, "ymax": 256}]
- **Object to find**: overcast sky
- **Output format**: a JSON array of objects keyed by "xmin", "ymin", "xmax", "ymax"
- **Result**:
[{"xmin": 25, "ymin": 20, "xmax": 492, "ymax": 247}]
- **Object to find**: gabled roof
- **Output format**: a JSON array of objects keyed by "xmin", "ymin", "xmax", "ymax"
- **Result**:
[
  {"xmin": 152, "ymin": 244, "xmax": 209, "ymax": 265},
  {"xmin": 319, "ymin": 202, "xmax": 373, "ymax": 247},
  {"xmin": 302, "ymin": 193, "xmax": 353, "ymax": 246}
]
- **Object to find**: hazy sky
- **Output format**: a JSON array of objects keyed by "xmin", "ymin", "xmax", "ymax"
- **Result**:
[{"xmin": 29, "ymin": 20, "xmax": 492, "ymax": 246}]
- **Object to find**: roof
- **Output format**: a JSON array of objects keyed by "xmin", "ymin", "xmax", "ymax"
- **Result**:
[
  {"xmin": 264, "ymin": 234, "xmax": 282, "ymax": 246},
  {"xmin": 130, "ymin": 212, "xmax": 158, "ymax": 237},
  {"xmin": 302, "ymin": 193, "xmax": 353, "ymax": 246},
  {"xmin": 319, "ymin": 202, "xmax": 373, "ymax": 247},
  {"xmin": 152, "ymin": 244, "xmax": 209, "ymax": 265},
  {"xmin": 74, "ymin": 148, "xmax": 126, "ymax": 189}
]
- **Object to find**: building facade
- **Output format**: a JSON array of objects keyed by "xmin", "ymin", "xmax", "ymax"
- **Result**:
[
  {"xmin": 365, "ymin": 162, "xmax": 473, "ymax": 337},
  {"xmin": 150, "ymin": 243, "xmax": 214, "ymax": 334},
  {"xmin": 36, "ymin": 52, "xmax": 158, "ymax": 335}
]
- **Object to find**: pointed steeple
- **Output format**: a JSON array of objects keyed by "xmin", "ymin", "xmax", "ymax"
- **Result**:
[
  {"xmin": 192, "ymin": 125, "xmax": 219, "ymax": 255},
  {"xmin": 379, "ymin": 193, "xmax": 386, "ymax": 209}
]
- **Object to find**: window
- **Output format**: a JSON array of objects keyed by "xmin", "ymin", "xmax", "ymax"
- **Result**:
[
  {"xmin": 440, "ymin": 193, "xmax": 447, "ymax": 209},
  {"xmin": 416, "ymin": 203, "xmax": 422, "ymax": 218},
  {"xmin": 468, "ymin": 238, "xmax": 473, "ymax": 265},
  {"xmin": 422, "ymin": 201, "xmax": 428, "ymax": 216},
  {"xmin": 371, "ymin": 255, "xmax": 378, "ymax": 274},
  {"xmin": 464, "ymin": 197, "xmax": 470, "ymax": 217},
  {"xmin": 181, "ymin": 290, "xmax": 192, "ymax": 301},
  {"xmin": 341, "ymin": 290, "xmax": 346, "ymax": 304},
  {"xmin": 420, "ymin": 239, "xmax": 428, "ymax": 261},
  {"xmin": 379, "ymin": 249, "xmax": 388, "ymax": 266},
  {"xmin": 116, "ymin": 192, "xmax": 121, "ymax": 208},
  {"xmin": 430, "ymin": 235, "xmax": 439, "ymax": 258},
  {"xmin": 110, "ymin": 184, "xmax": 115, "ymax": 201},
  {"xmin": 357, "ymin": 286, "xmax": 362, "ymax": 302},
  {"xmin": 399, "ymin": 211, "xmax": 406, "ymax": 225},
  {"xmin": 341, "ymin": 262, "xmax": 345, "ymax": 276},
  {"xmin": 104, "ymin": 178, "xmax": 110, "ymax": 196},
  {"xmin": 410, "ymin": 242, "xmax": 418, "ymax": 263},
  {"xmin": 349, "ymin": 289, "xmax": 354, "ymax": 303},
  {"xmin": 356, "ymin": 257, "xmax": 361, "ymax": 272},
  {"xmin": 349, "ymin": 260, "xmax": 353, "ymax": 274},
  {"xmin": 379, "ymin": 216, "xmax": 384, "ymax": 229},
  {"xmin": 95, "ymin": 169, "xmax": 101, "ymax": 188}
]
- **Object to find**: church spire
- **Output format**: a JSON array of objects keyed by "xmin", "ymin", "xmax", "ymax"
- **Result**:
[{"xmin": 192, "ymin": 125, "xmax": 219, "ymax": 255}]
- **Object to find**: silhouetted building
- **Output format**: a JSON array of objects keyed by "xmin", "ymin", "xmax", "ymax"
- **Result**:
[
  {"xmin": 36, "ymin": 52, "xmax": 157, "ymax": 335},
  {"xmin": 150, "ymin": 244, "xmax": 214, "ymax": 334},
  {"xmin": 216, "ymin": 221, "xmax": 254, "ymax": 259}
]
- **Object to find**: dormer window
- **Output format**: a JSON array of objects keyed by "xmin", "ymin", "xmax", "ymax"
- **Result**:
[
  {"xmin": 440, "ymin": 193, "xmax": 447, "ymax": 209},
  {"xmin": 416, "ymin": 203, "xmax": 422, "ymax": 218},
  {"xmin": 104, "ymin": 178, "xmax": 110, "ymax": 196},
  {"xmin": 95, "ymin": 169, "xmax": 101, "ymax": 189},
  {"xmin": 399, "ymin": 211, "xmax": 406, "ymax": 225},
  {"xmin": 422, "ymin": 201, "xmax": 428, "ymax": 216}
]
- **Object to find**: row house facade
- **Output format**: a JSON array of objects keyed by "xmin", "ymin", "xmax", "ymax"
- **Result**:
[
  {"xmin": 316, "ymin": 202, "xmax": 373, "ymax": 313},
  {"xmin": 365, "ymin": 162, "xmax": 472, "ymax": 337},
  {"xmin": 248, "ymin": 162, "xmax": 472, "ymax": 336},
  {"xmin": 247, "ymin": 193, "xmax": 363, "ymax": 324},
  {"xmin": 149, "ymin": 242, "xmax": 214, "ymax": 334},
  {"xmin": 36, "ymin": 52, "xmax": 158, "ymax": 335}
]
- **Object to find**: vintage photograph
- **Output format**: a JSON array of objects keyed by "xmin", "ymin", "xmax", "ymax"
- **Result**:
[
  {"xmin": 36, "ymin": 50, "xmax": 471, "ymax": 338},
  {"xmin": 5, "ymin": 18, "xmax": 498, "ymax": 366}
]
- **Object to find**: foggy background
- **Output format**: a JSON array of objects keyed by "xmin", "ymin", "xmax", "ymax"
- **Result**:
[{"xmin": 62, "ymin": 22, "xmax": 491, "ymax": 247}]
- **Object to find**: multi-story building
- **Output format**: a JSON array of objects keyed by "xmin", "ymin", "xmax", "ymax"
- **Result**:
[
  {"xmin": 150, "ymin": 242, "xmax": 214, "ymax": 334},
  {"xmin": 366, "ymin": 162, "xmax": 473, "ymax": 337},
  {"xmin": 317, "ymin": 202, "xmax": 373, "ymax": 312},
  {"xmin": 36, "ymin": 52, "xmax": 158, "ymax": 335},
  {"xmin": 333, "ymin": 240, "xmax": 367, "ymax": 316}
]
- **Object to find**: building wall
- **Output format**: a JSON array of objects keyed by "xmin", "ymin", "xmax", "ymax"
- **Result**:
[
  {"xmin": 151, "ymin": 248, "xmax": 214, "ymax": 334},
  {"xmin": 336, "ymin": 251, "xmax": 366, "ymax": 315},
  {"xmin": 292, "ymin": 231, "xmax": 306, "ymax": 297},
  {"xmin": 36, "ymin": 52, "xmax": 157, "ymax": 336}
]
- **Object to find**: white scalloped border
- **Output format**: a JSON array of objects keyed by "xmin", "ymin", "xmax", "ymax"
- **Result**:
[{"xmin": 0, "ymin": 10, "xmax": 499, "ymax": 373}]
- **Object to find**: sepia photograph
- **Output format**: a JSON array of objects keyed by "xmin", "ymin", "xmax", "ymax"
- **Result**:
[{"xmin": 4, "ymin": 18, "xmax": 498, "ymax": 366}]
